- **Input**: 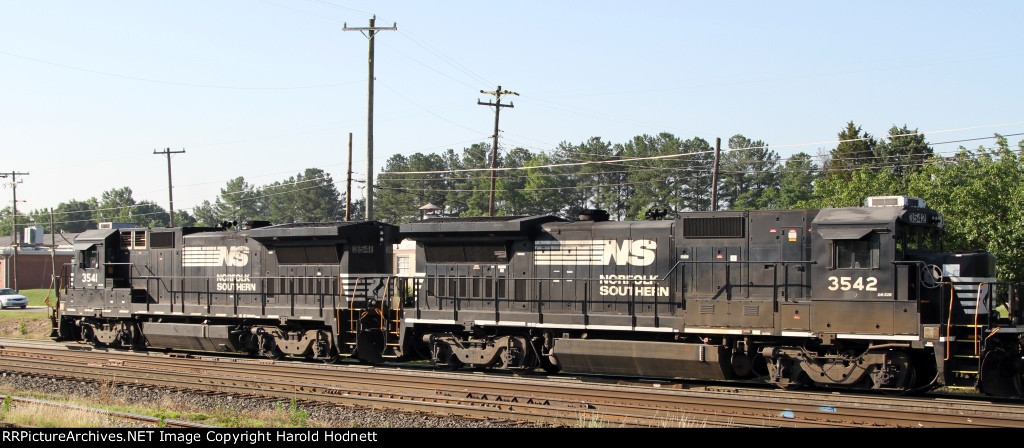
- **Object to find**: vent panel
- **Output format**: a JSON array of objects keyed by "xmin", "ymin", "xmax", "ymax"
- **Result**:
[{"xmin": 683, "ymin": 217, "xmax": 745, "ymax": 239}]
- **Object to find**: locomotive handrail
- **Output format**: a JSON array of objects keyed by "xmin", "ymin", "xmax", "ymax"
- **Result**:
[
  {"xmin": 673, "ymin": 259, "xmax": 815, "ymax": 310},
  {"xmin": 415, "ymin": 259, "xmax": 819, "ymax": 328}
]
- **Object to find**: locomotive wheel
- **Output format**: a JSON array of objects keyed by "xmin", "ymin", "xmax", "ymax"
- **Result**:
[
  {"xmin": 539, "ymin": 355, "xmax": 561, "ymax": 374},
  {"xmin": 264, "ymin": 346, "xmax": 284, "ymax": 360},
  {"xmin": 444, "ymin": 352, "xmax": 463, "ymax": 371},
  {"xmin": 257, "ymin": 333, "xmax": 283, "ymax": 360},
  {"xmin": 318, "ymin": 352, "xmax": 340, "ymax": 364},
  {"xmin": 774, "ymin": 375, "xmax": 809, "ymax": 391},
  {"xmin": 878, "ymin": 351, "xmax": 916, "ymax": 394},
  {"xmin": 980, "ymin": 349, "xmax": 1023, "ymax": 398}
]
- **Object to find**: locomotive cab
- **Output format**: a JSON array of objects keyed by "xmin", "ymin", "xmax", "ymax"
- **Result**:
[
  {"xmin": 808, "ymin": 197, "xmax": 945, "ymax": 335},
  {"xmin": 766, "ymin": 196, "xmax": 1015, "ymax": 395}
]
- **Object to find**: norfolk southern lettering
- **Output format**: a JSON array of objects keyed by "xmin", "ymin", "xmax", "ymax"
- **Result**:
[{"xmin": 598, "ymin": 274, "xmax": 669, "ymax": 297}]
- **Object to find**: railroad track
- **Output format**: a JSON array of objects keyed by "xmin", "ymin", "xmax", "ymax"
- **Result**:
[{"xmin": 1, "ymin": 338, "xmax": 1022, "ymax": 428}]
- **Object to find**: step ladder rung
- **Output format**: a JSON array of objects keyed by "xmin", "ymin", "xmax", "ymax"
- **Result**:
[{"xmin": 944, "ymin": 386, "xmax": 978, "ymax": 391}]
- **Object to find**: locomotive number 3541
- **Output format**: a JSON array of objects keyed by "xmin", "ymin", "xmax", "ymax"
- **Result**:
[{"xmin": 826, "ymin": 276, "xmax": 878, "ymax": 291}]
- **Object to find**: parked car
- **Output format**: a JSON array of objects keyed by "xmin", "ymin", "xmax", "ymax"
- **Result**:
[{"xmin": 0, "ymin": 288, "xmax": 28, "ymax": 309}]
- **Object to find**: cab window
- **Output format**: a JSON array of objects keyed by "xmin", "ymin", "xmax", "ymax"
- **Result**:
[
  {"xmin": 834, "ymin": 235, "xmax": 879, "ymax": 269},
  {"xmin": 81, "ymin": 247, "xmax": 98, "ymax": 269}
]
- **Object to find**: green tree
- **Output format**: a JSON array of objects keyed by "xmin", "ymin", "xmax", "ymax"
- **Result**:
[
  {"xmin": 265, "ymin": 168, "xmax": 340, "ymax": 224},
  {"xmin": 547, "ymin": 141, "xmax": 596, "ymax": 216},
  {"xmin": 495, "ymin": 147, "xmax": 537, "ymax": 216},
  {"xmin": 769, "ymin": 152, "xmax": 818, "ymax": 209},
  {"xmin": 809, "ymin": 168, "xmax": 900, "ymax": 208},
  {"xmin": 346, "ymin": 198, "xmax": 366, "ymax": 221},
  {"xmin": 173, "ymin": 209, "xmax": 197, "ymax": 227},
  {"xmin": 24, "ymin": 199, "xmax": 99, "ymax": 233},
  {"xmin": 719, "ymin": 134, "xmax": 779, "ymax": 210},
  {"xmin": 51, "ymin": 199, "xmax": 99, "ymax": 233},
  {"xmin": 908, "ymin": 136, "xmax": 1024, "ymax": 283},
  {"xmin": 825, "ymin": 121, "xmax": 877, "ymax": 176},
  {"xmin": 620, "ymin": 133, "xmax": 691, "ymax": 219},
  {"xmin": 579, "ymin": 138, "xmax": 627, "ymax": 220},
  {"xmin": 674, "ymin": 137, "xmax": 715, "ymax": 213},
  {"xmin": 448, "ymin": 143, "xmax": 492, "ymax": 217},
  {"xmin": 875, "ymin": 124, "xmax": 933, "ymax": 190},
  {"xmin": 191, "ymin": 200, "xmax": 218, "ymax": 227},
  {"xmin": 97, "ymin": 187, "xmax": 138, "ymax": 224},
  {"xmin": 213, "ymin": 177, "xmax": 265, "ymax": 226},
  {"xmin": 523, "ymin": 153, "xmax": 564, "ymax": 216},
  {"xmin": 376, "ymin": 152, "xmax": 450, "ymax": 224},
  {"xmin": 131, "ymin": 201, "xmax": 169, "ymax": 228},
  {"xmin": 0, "ymin": 206, "xmax": 22, "ymax": 242},
  {"xmin": 375, "ymin": 154, "xmax": 416, "ymax": 224},
  {"xmin": 440, "ymin": 148, "xmax": 469, "ymax": 217}
]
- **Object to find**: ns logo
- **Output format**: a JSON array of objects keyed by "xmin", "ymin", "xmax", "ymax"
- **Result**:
[
  {"xmin": 224, "ymin": 246, "xmax": 250, "ymax": 267},
  {"xmin": 603, "ymin": 239, "xmax": 656, "ymax": 266},
  {"xmin": 182, "ymin": 245, "xmax": 251, "ymax": 267},
  {"xmin": 536, "ymin": 239, "xmax": 658, "ymax": 266}
]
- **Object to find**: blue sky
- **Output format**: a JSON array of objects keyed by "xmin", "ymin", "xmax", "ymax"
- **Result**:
[{"xmin": 2, "ymin": 1, "xmax": 1022, "ymax": 216}]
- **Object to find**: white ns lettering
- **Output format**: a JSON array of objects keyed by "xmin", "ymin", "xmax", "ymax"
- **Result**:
[
  {"xmin": 602, "ymin": 240, "xmax": 656, "ymax": 266},
  {"xmin": 226, "ymin": 246, "xmax": 250, "ymax": 267}
]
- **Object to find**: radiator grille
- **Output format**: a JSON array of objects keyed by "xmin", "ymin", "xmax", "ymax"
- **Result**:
[{"xmin": 682, "ymin": 217, "xmax": 745, "ymax": 238}]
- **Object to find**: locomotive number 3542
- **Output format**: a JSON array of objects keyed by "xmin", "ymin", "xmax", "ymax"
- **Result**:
[{"xmin": 826, "ymin": 276, "xmax": 878, "ymax": 291}]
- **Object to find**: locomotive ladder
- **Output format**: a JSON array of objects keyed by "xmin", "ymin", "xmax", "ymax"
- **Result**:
[
  {"xmin": 337, "ymin": 276, "xmax": 402, "ymax": 360},
  {"xmin": 943, "ymin": 282, "xmax": 990, "ymax": 391}
]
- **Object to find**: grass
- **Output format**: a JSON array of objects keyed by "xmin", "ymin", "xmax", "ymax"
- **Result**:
[
  {"xmin": 0, "ymin": 383, "xmax": 337, "ymax": 428},
  {"xmin": 0, "ymin": 398, "xmax": 111, "ymax": 427}
]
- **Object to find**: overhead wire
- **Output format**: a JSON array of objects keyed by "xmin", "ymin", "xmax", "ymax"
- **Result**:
[{"xmin": 4, "ymin": 131, "xmax": 1022, "ymax": 226}]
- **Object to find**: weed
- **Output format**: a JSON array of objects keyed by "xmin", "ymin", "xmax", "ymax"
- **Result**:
[
  {"xmin": 575, "ymin": 412, "xmax": 607, "ymax": 428},
  {"xmin": 289, "ymin": 398, "xmax": 309, "ymax": 426},
  {"xmin": 97, "ymin": 379, "xmax": 114, "ymax": 405}
]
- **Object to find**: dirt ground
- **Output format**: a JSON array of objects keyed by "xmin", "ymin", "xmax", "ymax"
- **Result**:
[{"xmin": 0, "ymin": 315, "xmax": 52, "ymax": 339}]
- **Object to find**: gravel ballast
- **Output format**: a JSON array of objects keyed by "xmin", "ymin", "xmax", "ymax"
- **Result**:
[{"xmin": 0, "ymin": 371, "xmax": 552, "ymax": 428}]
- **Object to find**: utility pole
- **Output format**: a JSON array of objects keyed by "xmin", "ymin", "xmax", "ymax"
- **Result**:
[
  {"xmin": 49, "ymin": 208, "xmax": 56, "ymax": 297},
  {"xmin": 1, "ymin": 171, "xmax": 28, "ymax": 290},
  {"xmin": 344, "ymin": 15, "xmax": 396, "ymax": 221},
  {"xmin": 346, "ymin": 132, "xmax": 353, "ymax": 221},
  {"xmin": 153, "ymin": 148, "xmax": 185, "ymax": 226},
  {"xmin": 710, "ymin": 137, "xmax": 721, "ymax": 211},
  {"xmin": 477, "ymin": 85, "xmax": 518, "ymax": 217}
]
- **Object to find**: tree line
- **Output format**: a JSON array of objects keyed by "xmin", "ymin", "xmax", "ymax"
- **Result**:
[{"xmin": 2, "ymin": 121, "xmax": 1022, "ymax": 282}]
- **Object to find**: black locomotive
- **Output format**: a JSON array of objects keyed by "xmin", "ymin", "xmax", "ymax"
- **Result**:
[
  {"xmin": 54, "ymin": 220, "xmax": 399, "ymax": 361},
  {"xmin": 52, "ymin": 196, "xmax": 1024, "ymax": 397}
]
